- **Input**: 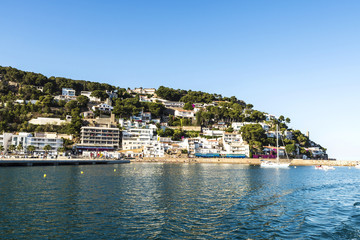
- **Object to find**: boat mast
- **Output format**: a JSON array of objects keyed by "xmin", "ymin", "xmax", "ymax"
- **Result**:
[{"xmin": 276, "ymin": 124, "xmax": 279, "ymax": 163}]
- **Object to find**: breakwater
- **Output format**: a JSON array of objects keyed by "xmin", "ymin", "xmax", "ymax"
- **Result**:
[
  {"xmin": 135, "ymin": 157, "xmax": 359, "ymax": 166},
  {"xmin": 0, "ymin": 158, "xmax": 130, "ymax": 167}
]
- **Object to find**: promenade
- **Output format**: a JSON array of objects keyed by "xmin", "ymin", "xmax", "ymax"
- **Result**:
[{"xmin": 134, "ymin": 157, "xmax": 359, "ymax": 167}]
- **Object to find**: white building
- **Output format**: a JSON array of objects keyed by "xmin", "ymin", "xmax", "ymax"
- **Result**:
[
  {"xmin": 15, "ymin": 100, "xmax": 38, "ymax": 104},
  {"xmin": 202, "ymin": 129, "xmax": 224, "ymax": 137},
  {"xmin": 222, "ymin": 132, "xmax": 250, "ymax": 157},
  {"xmin": 122, "ymin": 128, "xmax": 155, "ymax": 150},
  {"xmin": 27, "ymin": 133, "xmax": 63, "ymax": 155},
  {"xmin": 122, "ymin": 125, "xmax": 164, "ymax": 157},
  {"xmin": 11, "ymin": 132, "xmax": 63, "ymax": 155},
  {"xmin": 35, "ymin": 86, "xmax": 44, "ymax": 92},
  {"xmin": 0, "ymin": 133, "xmax": 13, "ymax": 151},
  {"xmin": 232, "ymin": 122, "xmax": 270, "ymax": 132},
  {"xmin": 92, "ymin": 103, "xmax": 114, "ymax": 112},
  {"xmin": 54, "ymin": 95, "xmax": 77, "ymax": 102},
  {"xmin": 174, "ymin": 109, "xmax": 195, "ymax": 119},
  {"xmin": 29, "ymin": 117, "xmax": 66, "ymax": 126},
  {"xmin": 197, "ymin": 138, "xmax": 221, "ymax": 154},
  {"xmin": 80, "ymin": 91, "xmax": 101, "ymax": 102},
  {"xmin": 106, "ymin": 90, "xmax": 118, "ymax": 99},
  {"xmin": 163, "ymin": 101, "xmax": 185, "ymax": 108},
  {"xmin": 62, "ymin": 88, "xmax": 76, "ymax": 96},
  {"xmin": 128, "ymin": 87, "xmax": 156, "ymax": 95},
  {"xmin": 306, "ymin": 147, "xmax": 325, "ymax": 158},
  {"xmin": 143, "ymin": 141, "xmax": 165, "ymax": 157}
]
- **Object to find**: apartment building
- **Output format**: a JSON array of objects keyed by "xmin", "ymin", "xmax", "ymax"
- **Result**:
[
  {"xmin": 11, "ymin": 132, "xmax": 63, "ymax": 154},
  {"xmin": 77, "ymin": 126, "xmax": 120, "ymax": 151}
]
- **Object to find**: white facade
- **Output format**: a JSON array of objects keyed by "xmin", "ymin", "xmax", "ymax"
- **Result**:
[
  {"xmin": 29, "ymin": 117, "xmax": 66, "ymax": 126},
  {"xmin": 54, "ymin": 95, "xmax": 77, "ymax": 102},
  {"xmin": 232, "ymin": 122, "xmax": 270, "ymax": 132},
  {"xmin": 222, "ymin": 132, "xmax": 250, "ymax": 157},
  {"xmin": 11, "ymin": 132, "xmax": 63, "ymax": 154},
  {"xmin": 0, "ymin": 133, "xmax": 13, "ymax": 151},
  {"xmin": 78, "ymin": 126, "xmax": 120, "ymax": 151},
  {"xmin": 129, "ymin": 88, "xmax": 156, "ymax": 95},
  {"xmin": 222, "ymin": 141, "xmax": 250, "ymax": 157},
  {"xmin": 28, "ymin": 133, "xmax": 63, "ymax": 154},
  {"xmin": 92, "ymin": 103, "xmax": 114, "ymax": 112},
  {"xmin": 80, "ymin": 91, "xmax": 101, "ymax": 102},
  {"xmin": 122, "ymin": 126, "xmax": 164, "ymax": 157},
  {"xmin": 62, "ymin": 88, "xmax": 76, "ymax": 96},
  {"xmin": 106, "ymin": 90, "xmax": 118, "ymax": 99},
  {"xmin": 122, "ymin": 128, "xmax": 155, "ymax": 150},
  {"xmin": 197, "ymin": 138, "xmax": 221, "ymax": 154},
  {"xmin": 143, "ymin": 141, "xmax": 165, "ymax": 157},
  {"xmin": 174, "ymin": 109, "xmax": 195, "ymax": 119},
  {"xmin": 163, "ymin": 101, "xmax": 185, "ymax": 108},
  {"xmin": 202, "ymin": 129, "xmax": 224, "ymax": 137}
]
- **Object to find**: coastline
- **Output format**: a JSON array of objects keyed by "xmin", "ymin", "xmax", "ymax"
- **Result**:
[
  {"xmin": 133, "ymin": 157, "xmax": 359, "ymax": 167},
  {"xmin": 1, "ymin": 156, "xmax": 357, "ymax": 167}
]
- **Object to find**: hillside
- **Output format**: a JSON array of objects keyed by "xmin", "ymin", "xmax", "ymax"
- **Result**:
[{"xmin": 0, "ymin": 65, "xmax": 327, "ymax": 158}]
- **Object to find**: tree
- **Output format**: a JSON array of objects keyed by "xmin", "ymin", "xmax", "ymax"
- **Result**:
[
  {"xmin": 156, "ymin": 86, "xmax": 184, "ymax": 101},
  {"xmin": 183, "ymin": 102, "xmax": 194, "ymax": 110},
  {"xmin": 225, "ymin": 126, "xmax": 234, "ymax": 133},
  {"xmin": 65, "ymin": 100, "xmax": 78, "ymax": 112},
  {"xmin": 91, "ymin": 90, "xmax": 108, "ymax": 101},
  {"xmin": 240, "ymin": 124, "xmax": 267, "ymax": 154},
  {"xmin": 43, "ymin": 145, "xmax": 52, "ymax": 155},
  {"xmin": 8, "ymin": 145, "xmax": 15, "ymax": 153},
  {"xmin": 27, "ymin": 145, "xmax": 35, "ymax": 155},
  {"xmin": 285, "ymin": 118, "xmax": 291, "ymax": 124},
  {"xmin": 285, "ymin": 144, "xmax": 296, "ymax": 156},
  {"xmin": 77, "ymin": 95, "xmax": 89, "ymax": 108},
  {"xmin": 246, "ymin": 104, "xmax": 253, "ymax": 109},
  {"xmin": 0, "ymin": 145, "xmax": 4, "ymax": 153},
  {"xmin": 16, "ymin": 144, "xmax": 23, "ymax": 153},
  {"xmin": 278, "ymin": 115, "xmax": 285, "ymax": 122}
]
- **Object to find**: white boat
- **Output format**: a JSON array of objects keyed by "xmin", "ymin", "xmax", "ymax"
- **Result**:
[
  {"xmin": 260, "ymin": 125, "xmax": 290, "ymax": 168},
  {"xmin": 315, "ymin": 165, "xmax": 335, "ymax": 170},
  {"xmin": 354, "ymin": 164, "xmax": 360, "ymax": 169}
]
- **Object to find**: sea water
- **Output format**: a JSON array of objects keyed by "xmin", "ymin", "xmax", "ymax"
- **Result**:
[{"xmin": 1, "ymin": 163, "xmax": 360, "ymax": 239}]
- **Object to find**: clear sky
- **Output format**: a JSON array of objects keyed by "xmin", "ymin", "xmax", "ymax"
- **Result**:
[{"xmin": 1, "ymin": 0, "xmax": 360, "ymax": 160}]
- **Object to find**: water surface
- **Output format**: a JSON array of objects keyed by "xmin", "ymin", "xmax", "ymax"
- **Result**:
[{"xmin": 1, "ymin": 163, "xmax": 360, "ymax": 239}]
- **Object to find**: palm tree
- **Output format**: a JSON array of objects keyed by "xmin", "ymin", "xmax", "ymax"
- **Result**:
[
  {"xmin": 43, "ymin": 145, "xmax": 52, "ymax": 156},
  {"xmin": 0, "ymin": 145, "xmax": 4, "ymax": 155},
  {"xmin": 16, "ymin": 144, "xmax": 23, "ymax": 154},
  {"xmin": 27, "ymin": 145, "xmax": 35, "ymax": 156},
  {"xmin": 8, "ymin": 145, "xmax": 15, "ymax": 154}
]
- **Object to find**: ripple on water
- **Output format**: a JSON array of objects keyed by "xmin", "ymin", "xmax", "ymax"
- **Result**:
[{"xmin": 1, "ymin": 164, "xmax": 360, "ymax": 239}]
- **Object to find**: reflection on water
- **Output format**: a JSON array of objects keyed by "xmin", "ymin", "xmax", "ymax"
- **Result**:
[{"xmin": 1, "ymin": 164, "xmax": 360, "ymax": 239}]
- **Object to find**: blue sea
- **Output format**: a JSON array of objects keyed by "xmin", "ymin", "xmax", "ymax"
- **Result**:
[{"xmin": 1, "ymin": 163, "xmax": 360, "ymax": 239}]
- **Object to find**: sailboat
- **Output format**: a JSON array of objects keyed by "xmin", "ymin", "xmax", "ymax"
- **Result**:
[{"xmin": 260, "ymin": 125, "xmax": 290, "ymax": 168}]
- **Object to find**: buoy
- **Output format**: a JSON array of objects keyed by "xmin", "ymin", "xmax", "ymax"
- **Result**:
[
  {"xmin": 294, "ymin": 166, "xmax": 297, "ymax": 168},
  {"xmin": 81, "ymin": 171, "xmax": 84, "ymax": 174},
  {"xmin": 114, "ymin": 169, "xmax": 116, "ymax": 172},
  {"xmin": 43, "ymin": 174, "xmax": 46, "ymax": 178}
]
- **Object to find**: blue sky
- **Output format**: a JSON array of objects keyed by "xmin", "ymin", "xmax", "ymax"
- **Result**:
[{"xmin": 1, "ymin": 0, "xmax": 360, "ymax": 160}]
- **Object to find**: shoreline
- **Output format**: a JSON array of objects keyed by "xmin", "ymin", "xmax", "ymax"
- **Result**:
[{"xmin": 132, "ymin": 157, "xmax": 359, "ymax": 167}]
